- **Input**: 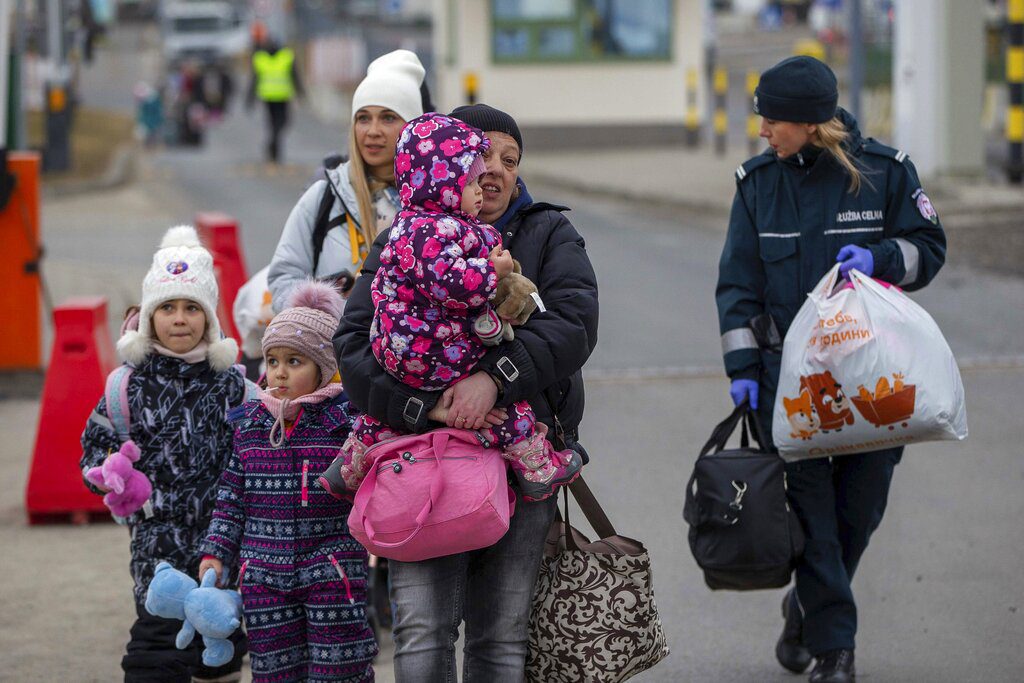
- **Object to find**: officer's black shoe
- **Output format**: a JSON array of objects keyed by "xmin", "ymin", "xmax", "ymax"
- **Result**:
[
  {"xmin": 776, "ymin": 589, "xmax": 812, "ymax": 673},
  {"xmin": 808, "ymin": 649, "xmax": 855, "ymax": 683}
]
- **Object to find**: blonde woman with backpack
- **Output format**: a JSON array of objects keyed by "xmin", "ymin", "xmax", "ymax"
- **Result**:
[{"xmin": 267, "ymin": 49, "xmax": 428, "ymax": 312}]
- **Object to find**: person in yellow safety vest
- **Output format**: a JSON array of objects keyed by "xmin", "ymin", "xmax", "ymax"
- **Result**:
[{"xmin": 247, "ymin": 38, "xmax": 305, "ymax": 163}]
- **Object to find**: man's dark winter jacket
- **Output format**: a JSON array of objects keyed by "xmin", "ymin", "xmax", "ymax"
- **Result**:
[{"xmin": 334, "ymin": 179, "xmax": 599, "ymax": 446}]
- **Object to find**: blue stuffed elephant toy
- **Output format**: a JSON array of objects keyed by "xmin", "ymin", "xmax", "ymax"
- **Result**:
[{"xmin": 144, "ymin": 561, "xmax": 243, "ymax": 667}]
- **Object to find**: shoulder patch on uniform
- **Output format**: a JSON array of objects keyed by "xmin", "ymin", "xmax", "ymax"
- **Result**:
[
  {"xmin": 736, "ymin": 153, "xmax": 774, "ymax": 181},
  {"xmin": 911, "ymin": 188, "xmax": 938, "ymax": 224},
  {"xmin": 862, "ymin": 141, "xmax": 908, "ymax": 163}
]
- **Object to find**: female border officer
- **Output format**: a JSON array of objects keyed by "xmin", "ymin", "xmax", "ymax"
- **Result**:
[{"xmin": 715, "ymin": 56, "xmax": 946, "ymax": 683}]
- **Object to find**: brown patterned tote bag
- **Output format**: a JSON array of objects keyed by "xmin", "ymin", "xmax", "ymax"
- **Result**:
[{"xmin": 527, "ymin": 478, "xmax": 670, "ymax": 682}]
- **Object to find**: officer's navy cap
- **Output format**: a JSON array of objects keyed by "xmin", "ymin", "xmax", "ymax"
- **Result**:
[{"xmin": 754, "ymin": 56, "xmax": 838, "ymax": 124}]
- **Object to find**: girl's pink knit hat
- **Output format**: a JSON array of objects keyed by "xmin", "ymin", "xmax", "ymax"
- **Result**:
[{"xmin": 262, "ymin": 281, "xmax": 343, "ymax": 388}]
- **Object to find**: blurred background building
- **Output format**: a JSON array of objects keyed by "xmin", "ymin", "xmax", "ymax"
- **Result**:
[
  {"xmin": 432, "ymin": 0, "xmax": 704, "ymax": 148},
  {"xmin": 5, "ymin": 0, "xmax": 1021, "ymax": 180}
]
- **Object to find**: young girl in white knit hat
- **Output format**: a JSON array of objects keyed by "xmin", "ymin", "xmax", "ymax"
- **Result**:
[{"xmin": 80, "ymin": 226, "xmax": 254, "ymax": 682}]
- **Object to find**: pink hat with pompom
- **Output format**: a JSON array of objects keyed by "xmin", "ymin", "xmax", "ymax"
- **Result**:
[{"xmin": 262, "ymin": 280, "xmax": 344, "ymax": 388}]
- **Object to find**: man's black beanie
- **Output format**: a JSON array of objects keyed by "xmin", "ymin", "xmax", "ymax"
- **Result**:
[
  {"xmin": 450, "ymin": 104, "xmax": 524, "ymax": 156},
  {"xmin": 754, "ymin": 56, "xmax": 838, "ymax": 124}
]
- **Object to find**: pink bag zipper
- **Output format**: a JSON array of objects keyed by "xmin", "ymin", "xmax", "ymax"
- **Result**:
[
  {"xmin": 301, "ymin": 459, "xmax": 309, "ymax": 507},
  {"xmin": 238, "ymin": 560, "xmax": 249, "ymax": 592},
  {"xmin": 328, "ymin": 553, "xmax": 354, "ymax": 604}
]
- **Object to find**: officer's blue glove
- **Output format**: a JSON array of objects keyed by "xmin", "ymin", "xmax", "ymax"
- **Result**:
[
  {"xmin": 836, "ymin": 244, "xmax": 874, "ymax": 279},
  {"xmin": 729, "ymin": 379, "xmax": 759, "ymax": 410}
]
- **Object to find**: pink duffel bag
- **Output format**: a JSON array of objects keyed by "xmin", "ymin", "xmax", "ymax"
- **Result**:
[{"xmin": 348, "ymin": 428, "xmax": 516, "ymax": 562}]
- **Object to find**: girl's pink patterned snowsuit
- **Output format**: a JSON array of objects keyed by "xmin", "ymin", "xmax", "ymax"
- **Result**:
[{"xmin": 345, "ymin": 113, "xmax": 540, "ymax": 475}]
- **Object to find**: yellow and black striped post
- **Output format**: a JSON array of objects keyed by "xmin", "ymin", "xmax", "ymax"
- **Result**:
[
  {"xmin": 713, "ymin": 66, "xmax": 728, "ymax": 156},
  {"xmin": 685, "ymin": 67, "xmax": 699, "ymax": 147},
  {"xmin": 746, "ymin": 70, "xmax": 760, "ymax": 155},
  {"xmin": 463, "ymin": 71, "xmax": 479, "ymax": 105},
  {"xmin": 1008, "ymin": 0, "xmax": 1023, "ymax": 183}
]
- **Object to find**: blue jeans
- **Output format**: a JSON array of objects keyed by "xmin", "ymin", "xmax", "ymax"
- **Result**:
[
  {"xmin": 785, "ymin": 447, "xmax": 903, "ymax": 655},
  {"xmin": 389, "ymin": 491, "xmax": 557, "ymax": 683}
]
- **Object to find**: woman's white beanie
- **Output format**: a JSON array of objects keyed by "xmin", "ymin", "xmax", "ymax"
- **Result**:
[
  {"xmin": 351, "ymin": 49, "xmax": 426, "ymax": 123},
  {"xmin": 117, "ymin": 225, "xmax": 238, "ymax": 370}
]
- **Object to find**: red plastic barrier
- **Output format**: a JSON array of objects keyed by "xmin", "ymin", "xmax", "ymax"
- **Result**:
[
  {"xmin": 195, "ymin": 212, "xmax": 248, "ymax": 344},
  {"xmin": 26, "ymin": 297, "xmax": 118, "ymax": 523}
]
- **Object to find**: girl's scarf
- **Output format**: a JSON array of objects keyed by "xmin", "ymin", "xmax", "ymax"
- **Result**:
[
  {"xmin": 261, "ymin": 382, "xmax": 345, "ymax": 447},
  {"xmin": 153, "ymin": 340, "xmax": 209, "ymax": 364}
]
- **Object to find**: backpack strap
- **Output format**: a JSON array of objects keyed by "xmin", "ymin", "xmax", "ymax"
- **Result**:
[
  {"xmin": 243, "ymin": 378, "xmax": 261, "ymax": 403},
  {"xmin": 104, "ymin": 365, "xmax": 134, "ymax": 442},
  {"xmin": 312, "ymin": 159, "xmax": 355, "ymax": 274},
  {"xmin": 232, "ymin": 363, "xmax": 262, "ymax": 403}
]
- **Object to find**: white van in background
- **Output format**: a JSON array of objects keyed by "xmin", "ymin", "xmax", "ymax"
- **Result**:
[{"xmin": 160, "ymin": 1, "xmax": 250, "ymax": 63}]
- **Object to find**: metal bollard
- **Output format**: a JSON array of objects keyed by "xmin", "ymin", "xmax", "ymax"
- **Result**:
[
  {"xmin": 713, "ymin": 67, "xmax": 728, "ymax": 156},
  {"xmin": 685, "ymin": 68, "xmax": 699, "ymax": 147},
  {"xmin": 463, "ymin": 71, "xmax": 478, "ymax": 105},
  {"xmin": 747, "ymin": 71, "xmax": 760, "ymax": 155},
  {"xmin": 44, "ymin": 76, "xmax": 73, "ymax": 172},
  {"xmin": 1008, "ymin": 0, "xmax": 1023, "ymax": 184}
]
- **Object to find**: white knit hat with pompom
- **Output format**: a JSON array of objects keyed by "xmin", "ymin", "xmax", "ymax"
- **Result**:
[{"xmin": 117, "ymin": 225, "xmax": 238, "ymax": 370}]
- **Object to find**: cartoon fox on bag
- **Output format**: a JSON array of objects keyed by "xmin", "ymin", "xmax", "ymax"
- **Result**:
[{"xmin": 783, "ymin": 390, "xmax": 820, "ymax": 440}]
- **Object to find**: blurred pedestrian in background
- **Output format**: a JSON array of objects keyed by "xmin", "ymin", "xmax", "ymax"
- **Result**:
[
  {"xmin": 248, "ymin": 33, "xmax": 305, "ymax": 163},
  {"xmin": 133, "ymin": 81, "xmax": 163, "ymax": 147}
]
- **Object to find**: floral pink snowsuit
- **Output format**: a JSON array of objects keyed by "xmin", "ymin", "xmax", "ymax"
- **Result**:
[{"xmin": 339, "ymin": 114, "xmax": 557, "ymax": 491}]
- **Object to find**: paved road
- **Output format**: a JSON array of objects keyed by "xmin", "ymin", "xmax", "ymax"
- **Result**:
[{"xmin": 6, "ymin": 21, "xmax": 1024, "ymax": 683}]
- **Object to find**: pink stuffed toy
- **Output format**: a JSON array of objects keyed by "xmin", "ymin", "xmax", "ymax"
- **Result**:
[{"xmin": 85, "ymin": 441, "xmax": 153, "ymax": 517}]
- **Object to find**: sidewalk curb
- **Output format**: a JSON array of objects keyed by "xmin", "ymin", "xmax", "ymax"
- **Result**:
[
  {"xmin": 40, "ymin": 142, "xmax": 138, "ymax": 199},
  {"xmin": 0, "ymin": 370, "xmax": 44, "ymax": 401},
  {"xmin": 526, "ymin": 169, "xmax": 733, "ymax": 219}
]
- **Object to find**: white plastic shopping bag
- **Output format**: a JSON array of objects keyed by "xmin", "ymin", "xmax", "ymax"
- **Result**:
[
  {"xmin": 773, "ymin": 264, "xmax": 967, "ymax": 460},
  {"xmin": 233, "ymin": 265, "xmax": 274, "ymax": 359}
]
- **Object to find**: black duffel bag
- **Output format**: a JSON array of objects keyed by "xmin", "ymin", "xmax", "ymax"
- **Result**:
[{"xmin": 683, "ymin": 402, "xmax": 805, "ymax": 590}]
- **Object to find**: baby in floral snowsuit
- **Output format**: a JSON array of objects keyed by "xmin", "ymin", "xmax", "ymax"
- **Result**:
[{"xmin": 321, "ymin": 112, "xmax": 581, "ymax": 502}]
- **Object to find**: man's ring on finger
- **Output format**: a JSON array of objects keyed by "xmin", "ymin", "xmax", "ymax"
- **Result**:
[{"xmin": 457, "ymin": 416, "xmax": 467, "ymax": 423}]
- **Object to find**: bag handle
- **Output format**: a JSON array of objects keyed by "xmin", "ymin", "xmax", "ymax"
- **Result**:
[
  {"xmin": 745, "ymin": 407, "xmax": 769, "ymax": 452},
  {"xmin": 559, "ymin": 477, "xmax": 618, "ymax": 552},
  {"xmin": 809, "ymin": 262, "xmax": 845, "ymax": 303},
  {"xmin": 685, "ymin": 404, "xmax": 770, "ymax": 527},
  {"xmin": 699, "ymin": 401, "xmax": 769, "ymax": 456},
  {"xmin": 360, "ymin": 431, "xmax": 451, "ymax": 549}
]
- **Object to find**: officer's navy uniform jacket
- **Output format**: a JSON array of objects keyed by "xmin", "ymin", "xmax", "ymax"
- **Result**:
[
  {"xmin": 716, "ymin": 108, "xmax": 946, "ymax": 433},
  {"xmin": 715, "ymin": 108, "xmax": 946, "ymax": 657}
]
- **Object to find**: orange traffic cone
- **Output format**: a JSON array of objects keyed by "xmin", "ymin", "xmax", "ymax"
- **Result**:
[
  {"xmin": 25, "ymin": 297, "xmax": 117, "ymax": 524},
  {"xmin": 195, "ymin": 212, "xmax": 248, "ymax": 345}
]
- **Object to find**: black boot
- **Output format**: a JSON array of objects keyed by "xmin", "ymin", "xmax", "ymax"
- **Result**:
[
  {"xmin": 776, "ymin": 589, "xmax": 812, "ymax": 673},
  {"xmin": 809, "ymin": 649, "xmax": 855, "ymax": 683}
]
